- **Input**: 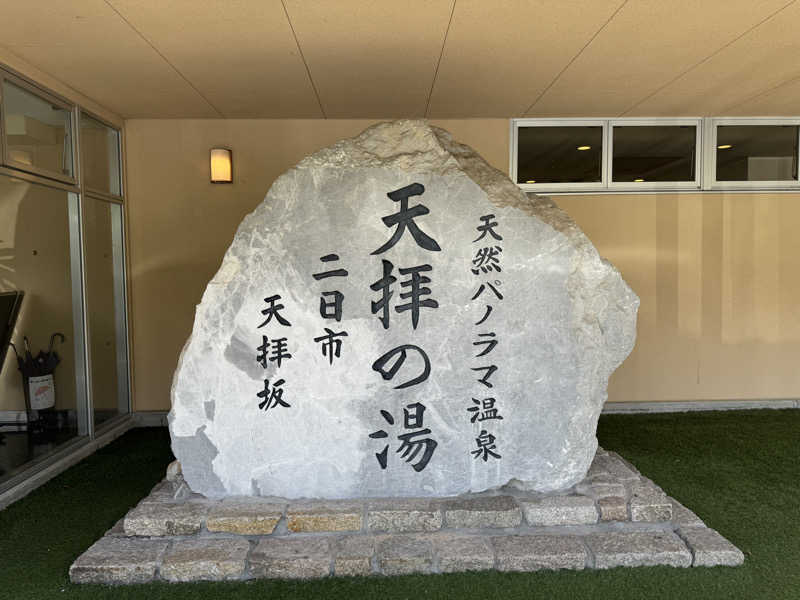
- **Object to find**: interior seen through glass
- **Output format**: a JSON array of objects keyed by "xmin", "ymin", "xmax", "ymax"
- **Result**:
[
  {"xmin": 517, "ymin": 126, "xmax": 603, "ymax": 184},
  {"xmin": 84, "ymin": 197, "xmax": 129, "ymax": 428},
  {"xmin": 0, "ymin": 175, "xmax": 83, "ymax": 485},
  {"xmin": 716, "ymin": 125, "xmax": 799, "ymax": 181},
  {"xmin": 612, "ymin": 125, "xmax": 696, "ymax": 182},
  {"xmin": 2, "ymin": 80, "xmax": 73, "ymax": 179},
  {"xmin": 80, "ymin": 113, "xmax": 121, "ymax": 196}
]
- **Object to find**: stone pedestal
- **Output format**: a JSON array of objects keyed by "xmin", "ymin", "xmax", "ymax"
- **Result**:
[{"xmin": 70, "ymin": 448, "xmax": 743, "ymax": 584}]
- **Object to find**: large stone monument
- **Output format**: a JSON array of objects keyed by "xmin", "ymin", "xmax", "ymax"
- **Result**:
[
  {"xmin": 169, "ymin": 120, "xmax": 639, "ymax": 500},
  {"xmin": 72, "ymin": 122, "xmax": 745, "ymax": 584}
]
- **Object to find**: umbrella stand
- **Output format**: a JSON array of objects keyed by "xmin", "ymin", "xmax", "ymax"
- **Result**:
[{"xmin": 13, "ymin": 333, "xmax": 64, "ymax": 435}]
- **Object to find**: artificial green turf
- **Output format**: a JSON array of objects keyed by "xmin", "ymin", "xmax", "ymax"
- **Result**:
[{"xmin": 0, "ymin": 409, "xmax": 797, "ymax": 599}]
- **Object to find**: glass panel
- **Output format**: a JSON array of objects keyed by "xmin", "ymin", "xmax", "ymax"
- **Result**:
[
  {"xmin": 612, "ymin": 125, "xmax": 696, "ymax": 182},
  {"xmin": 80, "ymin": 113, "xmax": 121, "ymax": 196},
  {"xmin": 2, "ymin": 80, "xmax": 74, "ymax": 179},
  {"xmin": 716, "ymin": 125, "xmax": 799, "ymax": 181},
  {"xmin": 517, "ymin": 126, "xmax": 603, "ymax": 184},
  {"xmin": 84, "ymin": 198, "xmax": 128, "ymax": 427},
  {"xmin": 0, "ymin": 174, "xmax": 86, "ymax": 486}
]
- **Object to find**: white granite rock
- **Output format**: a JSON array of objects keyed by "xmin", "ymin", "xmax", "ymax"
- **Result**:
[{"xmin": 169, "ymin": 120, "xmax": 638, "ymax": 499}]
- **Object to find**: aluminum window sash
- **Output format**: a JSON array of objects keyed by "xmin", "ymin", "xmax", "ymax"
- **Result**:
[
  {"xmin": 0, "ymin": 165, "xmax": 80, "ymax": 193},
  {"xmin": 79, "ymin": 108, "xmax": 124, "ymax": 201},
  {"xmin": 84, "ymin": 187, "xmax": 124, "ymax": 204},
  {"xmin": 709, "ymin": 117, "xmax": 800, "ymax": 190},
  {"xmin": 0, "ymin": 70, "xmax": 78, "ymax": 186},
  {"xmin": 512, "ymin": 118, "xmax": 608, "ymax": 192},
  {"xmin": 606, "ymin": 118, "xmax": 702, "ymax": 191}
]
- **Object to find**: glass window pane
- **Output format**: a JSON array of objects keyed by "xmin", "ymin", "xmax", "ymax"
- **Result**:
[
  {"xmin": 80, "ymin": 113, "xmax": 121, "ymax": 196},
  {"xmin": 716, "ymin": 125, "xmax": 799, "ymax": 181},
  {"xmin": 612, "ymin": 125, "xmax": 696, "ymax": 182},
  {"xmin": 2, "ymin": 80, "xmax": 74, "ymax": 179},
  {"xmin": 84, "ymin": 198, "xmax": 128, "ymax": 427},
  {"xmin": 0, "ymin": 174, "xmax": 86, "ymax": 485},
  {"xmin": 517, "ymin": 126, "xmax": 602, "ymax": 184}
]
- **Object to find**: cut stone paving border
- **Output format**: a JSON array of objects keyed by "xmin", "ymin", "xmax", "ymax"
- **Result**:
[{"xmin": 70, "ymin": 449, "xmax": 744, "ymax": 584}]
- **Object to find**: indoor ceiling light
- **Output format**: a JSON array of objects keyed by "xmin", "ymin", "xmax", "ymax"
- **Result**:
[
  {"xmin": 576, "ymin": 145, "xmax": 591, "ymax": 151},
  {"xmin": 717, "ymin": 144, "xmax": 732, "ymax": 150},
  {"xmin": 210, "ymin": 147, "xmax": 233, "ymax": 183}
]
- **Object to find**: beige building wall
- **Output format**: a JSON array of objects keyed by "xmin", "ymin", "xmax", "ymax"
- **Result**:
[{"xmin": 124, "ymin": 119, "xmax": 800, "ymax": 412}]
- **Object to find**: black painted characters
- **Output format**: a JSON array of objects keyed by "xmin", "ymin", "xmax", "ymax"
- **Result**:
[{"xmin": 467, "ymin": 215, "xmax": 505, "ymax": 461}]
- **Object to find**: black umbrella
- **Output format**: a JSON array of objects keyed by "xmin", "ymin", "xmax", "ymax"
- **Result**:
[
  {"xmin": 35, "ymin": 332, "xmax": 65, "ymax": 375},
  {"xmin": 10, "ymin": 333, "xmax": 64, "ymax": 378}
]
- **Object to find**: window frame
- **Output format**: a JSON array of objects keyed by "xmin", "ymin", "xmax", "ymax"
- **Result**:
[
  {"xmin": 708, "ymin": 117, "xmax": 800, "ymax": 190},
  {"xmin": 0, "ymin": 70, "xmax": 78, "ymax": 186},
  {"xmin": 510, "ymin": 118, "xmax": 609, "ymax": 193},
  {"xmin": 607, "ymin": 118, "xmax": 702, "ymax": 191},
  {"xmin": 78, "ymin": 109, "xmax": 124, "ymax": 202}
]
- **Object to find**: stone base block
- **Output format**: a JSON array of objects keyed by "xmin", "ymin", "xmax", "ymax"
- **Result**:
[
  {"xmin": 367, "ymin": 498, "xmax": 443, "ymax": 533},
  {"xmin": 443, "ymin": 496, "xmax": 522, "ymax": 529},
  {"xmin": 587, "ymin": 531, "xmax": 692, "ymax": 569},
  {"xmin": 493, "ymin": 535, "xmax": 586, "ymax": 571},
  {"xmin": 70, "ymin": 447, "xmax": 744, "ymax": 583},
  {"xmin": 69, "ymin": 537, "xmax": 169, "ymax": 584},
  {"xmin": 161, "ymin": 538, "xmax": 250, "ymax": 582},
  {"xmin": 677, "ymin": 526, "xmax": 745, "ymax": 567},
  {"xmin": 250, "ymin": 538, "xmax": 331, "ymax": 579},
  {"xmin": 287, "ymin": 501, "xmax": 362, "ymax": 533}
]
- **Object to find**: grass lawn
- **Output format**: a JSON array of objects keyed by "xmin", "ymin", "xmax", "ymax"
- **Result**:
[{"xmin": 0, "ymin": 409, "xmax": 798, "ymax": 599}]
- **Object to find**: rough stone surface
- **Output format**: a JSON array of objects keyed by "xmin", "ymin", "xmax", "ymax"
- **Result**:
[
  {"xmin": 444, "ymin": 496, "xmax": 522, "ymax": 528},
  {"xmin": 123, "ymin": 501, "xmax": 209, "ymax": 536},
  {"xmin": 69, "ymin": 537, "xmax": 169, "ymax": 584},
  {"xmin": 169, "ymin": 120, "xmax": 639, "ymax": 500},
  {"xmin": 166, "ymin": 460, "xmax": 182, "ymax": 482},
  {"xmin": 250, "ymin": 538, "xmax": 331, "ymax": 579},
  {"xmin": 678, "ymin": 526, "xmax": 745, "ymax": 567},
  {"xmin": 432, "ymin": 533, "xmax": 495, "ymax": 572},
  {"xmin": 333, "ymin": 535, "xmax": 377, "ymax": 576},
  {"xmin": 368, "ymin": 498, "xmax": 443, "ymax": 532},
  {"xmin": 71, "ymin": 448, "xmax": 746, "ymax": 584},
  {"xmin": 587, "ymin": 531, "xmax": 692, "ymax": 568},
  {"xmin": 493, "ymin": 535, "xmax": 586, "ymax": 571},
  {"xmin": 377, "ymin": 535, "xmax": 433, "ymax": 575},
  {"xmin": 597, "ymin": 496, "xmax": 629, "ymax": 522},
  {"xmin": 629, "ymin": 481, "xmax": 673, "ymax": 522},
  {"xmin": 670, "ymin": 498, "xmax": 705, "ymax": 527},
  {"xmin": 287, "ymin": 501, "xmax": 363, "ymax": 533},
  {"xmin": 145, "ymin": 480, "xmax": 179, "ymax": 502},
  {"xmin": 161, "ymin": 538, "xmax": 250, "ymax": 582},
  {"xmin": 206, "ymin": 498, "xmax": 284, "ymax": 535},
  {"xmin": 587, "ymin": 453, "xmax": 641, "ymax": 482},
  {"xmin": 521, "ymin": 495, "xmax": 598, "ymax": 526}
]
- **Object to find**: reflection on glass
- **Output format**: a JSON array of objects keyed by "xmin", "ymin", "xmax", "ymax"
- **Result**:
[
  {"xmin": 84, "ymin": 198, "xmax": 128, "ymax": 427},
  {"xmin": 80, "ymin": 113, "xmax": 121, "ymax": 196},
  {"xmin": 517, "ymin": 126, "xmax": 603, "ymax": 184},
  {"xmin": 612, "ymin": 126, "xmax": 696, "ymax": 182},
  {"xmin": 0, "ymin": 174, "xmax": 86, "ymax": 486},
  {"xmin": 2, "ymin": 80, "xmax": 73, "ymax": 179},
  {"xmin": 717, "ymin": 125, "xmax": 799, "ymax": 181}
]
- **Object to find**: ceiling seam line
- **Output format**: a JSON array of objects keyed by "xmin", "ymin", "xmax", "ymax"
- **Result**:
[
  {"xmin": 103, "ymin": 0, "xmax": 225, "ymax": 117},
  {"xmin": 619, "ymin": 0, "xmax": 798, "ymax": 116},
  {"xmin": 720, "ymin": 72, "xmax": 800, "ymax": 114},
  {"xmin": 521, "ymin": 0, "xmax": 628, "ymax": 116},
  {"xmin": 280, "ymin": 0, "xmax": 326, "ymax": 119},
  {"xmin": 424, "ymin": 0, "xmax": 457, "ymax": 118}
]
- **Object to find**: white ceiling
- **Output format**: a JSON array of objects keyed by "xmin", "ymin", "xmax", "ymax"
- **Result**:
[{"xmin": 1, "ymin": 0, "xmax": 799, "ymax": 119}]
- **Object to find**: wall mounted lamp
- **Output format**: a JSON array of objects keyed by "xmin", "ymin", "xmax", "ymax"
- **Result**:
[{"xmin": 210, "ymin": 147, "xmax": 233, "ymax": 183}]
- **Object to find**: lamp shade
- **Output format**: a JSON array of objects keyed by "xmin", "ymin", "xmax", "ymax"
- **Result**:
[{"xmin": 210, "ymin": 147, "xmax": 233, "ymax": 183}]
